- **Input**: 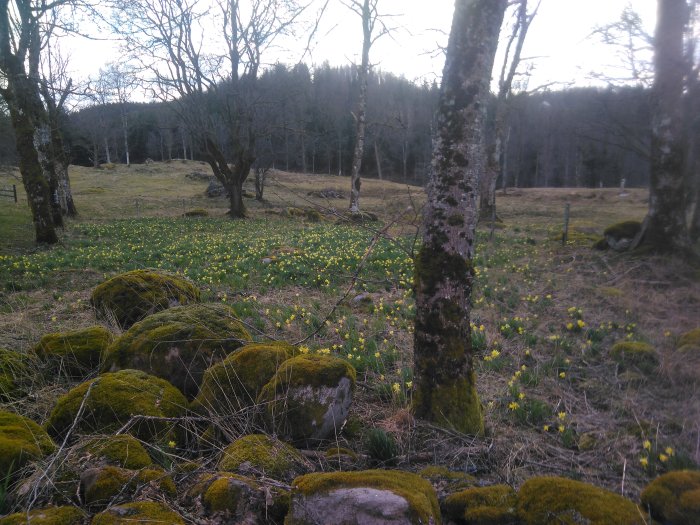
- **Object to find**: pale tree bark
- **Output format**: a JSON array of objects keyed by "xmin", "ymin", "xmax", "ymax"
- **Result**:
[
  {"xmin": 413, "ymin": 0, "xmax": 506, "ymax": 434},
  {"xmin": 639, "ymin": 0, "xmax": 691, "ymax": 252}
]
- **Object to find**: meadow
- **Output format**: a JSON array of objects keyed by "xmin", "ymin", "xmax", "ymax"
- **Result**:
[{"xmin": 1, "ymin": 161, "xmax": 698, "ymax": 502}]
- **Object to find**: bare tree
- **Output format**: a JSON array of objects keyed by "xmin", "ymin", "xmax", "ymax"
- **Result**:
[
  {"xmin": 95, "ymin": 63, "xmax": 138, "ymax": 166},
  {"xmin": 344, "ymin": 0, "xmax": 391, "ymax": 214},
  {"xmin": 413, "ymin": 0, "xmax": 506, "ymax": 434}
]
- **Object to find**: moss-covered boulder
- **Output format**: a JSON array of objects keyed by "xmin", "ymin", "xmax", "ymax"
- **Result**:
[
  {"xmin": 80, "ymin": 465, "xmax": 176, "ymax": 507},
  {"xmin": 258, "ymin": 354, "xmax": 356, "ymax": 445},
  {"xmin": 0, "ymin": 348, "xmax": 33, "ymax": 400},
  {"xmin": 678, "ymin": 328, "xmax": 700, "ymax": 348},
  {"xmin": 186, "ymin": 472, "xmax": 289, "ymax": 523},
  {"xmin": 0, "ymin": 410, "xmax": 55, "ymax": 479},
  {"xmin": 218, "ymin": 434, "xmax": 311, "ymax": 482},
  {"xmin": 516, "ymin": 476, "xmax": 644, "ymax": 524},
  {"xmin": 0, "ymin": 506, "xmax": 84, "ymax": 525},
  {"xmin": 102, "ymin": 304, "xmax": 251, "ymax": 399},
  {"xmin": 32, "ymin": 326, "xmax": 112, "ymax": 378},
  {"xmin": 91, "ymin": 269, "xmax": 200, "ymax": 329},
  {"xmin": 640, "ymin": 470, "xmax": 700, "ymax": 525},
  {"xmin": 192, "ymin": 341, "xmax": 295, "ymax": 416},
  {"xmin": 91, "ymin": 501, "xmax": 185, "ymax": 524},
  {"xmin": 288, "ymin": 469, "xmax": 441, "ymax": 525},
  {"xmin": 77, "ymin": 434, "xmax": 152, "ymax": 469},
  {"xmin": 610, "ymin": 341, "xmax": 659, "ymax": 374},
  {"xmin": 46, "ymin": 370, "xmax": 188, "ymax": 442},
  {"xmin": 602, "ymin": 220, "xmax": 642, "ymax": 251},
  {"xmin": 444, "ymin": 484, "xmax": 517, "ymax": 524}
]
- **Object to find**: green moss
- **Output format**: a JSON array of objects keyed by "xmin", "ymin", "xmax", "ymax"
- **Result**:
[
  {"xmin": 81, "ymin": 465, "xmax": 175, "ymax": 506},
  {"xmin": 102, "ymin": 303, "xmax": 251, "ymax": 399},
  {"xmin": 444, "ymin": 484, "xmax": 516, "ymax": 524},
  {"xmin": 46, "ymin": 369, "xmax": 188, "ymax": 442},
  {"xmin": 218, "ymin": 434, "xmax": 309, "ymax": 481},
  {"xmin": 183, "ymin": 208, "xmax": 209, "ymax": 217},
  {"xmin": 260, "ymin": 354, "xmax": 356, "ymax": 391},
  {"xmin": 603, "ymin": 220, "xmax": 642, "ymax": 239},
  {"xmin": 91, "ymin": 269, "xmax": 201, "ymax": 328},
  {"xmin": 292, "ymin": 469, "xmax": 441, "ymax": 525},
  {"xmin": 324, "ymin": 446, "xmax": 358, "ymax": 460},
  {"xmin": 91, "ymin": 501, "xmax": 185, "ymax": 524},
  {"xmin": 640, "ymin": 470, "xmax": 700, "ymax": 525},
  {"xmin": 0, "ymin": 410, "xmax": 55, "ymax": 479},
  {"xmin": 517, "ymin": 476, "xmax": 644, "ymax": 524},
  {"xmin": 192, "ymin": 341, "xmax": 294, "ymax": 415},
  {"xmin": 33, "ymin": 326, "xmax": 112, "ymax": 377},
  {"xmin": 0, "ymin": 506, "xmax": 84, "ymax": 524},
  {"xmin": 678, "ymin": 328, "xmax": 700, "ymax": 348},
  {"xmin": 610, "ymin": 341, "xmax": 659, "ymax": 374},
  {"xmin": 79, "ymin": 435, "xmax": 152, "ymax": 469},
  {"xmin": 0, "ymin": 348, "xmax": 32, "ymax": 400}
]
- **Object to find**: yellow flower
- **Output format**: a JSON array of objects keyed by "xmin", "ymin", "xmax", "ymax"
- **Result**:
[
  {"xmin": 543, "ymin": 425, "xmax": 550, "ymax": 432},
  {"xmin": 558, "ymin": 411, "xmax": 566, "ymax": 420},
  {"xmin": 374, "ymin": 352, "xmax": 380, "ymax": 358},
  {"xmin": 518, "ymin": 392, "xmax": 525, "ymax": 400},
  {"xmin": 659, "ymin": 453, "xmax": 668, "ymax": 462},
  {"xmin": 392, "ymin": 383, "xmax": 401, "ymax": 394},
  {"xmin": 643, "ymin": 440, "xmax": 652, "ymax": 450},
  {"xmin": 168, "ymin": 441, "xmax": 176, "ymax": 448},
  {"xmin": 508, "ymin": 402, "xmax": 520, "ymax": 411},
  {"xmin": 665, "ymin": 447, "xmax": 674, "ymax": 456},
  {"xmin": 566, "ymin": 322, "xmax": 574, "ymax": 330},
  {"xmin": 406, "ymin": 381, "xmax": 413, "ymax": 389},
  {"xmin": 577, "ymin": 319, "xmax": 585, "ymax": 329},
  {"xmin": 558, "ymin": 425, "xmax": 565, "ymax": 433},
  {"xmin": 640, "ymin": 457, "xmax": 649, "ymax": 467},
  {"xmin": 559, "ymin": 372, "xmax": 566, "ymax": 379}
]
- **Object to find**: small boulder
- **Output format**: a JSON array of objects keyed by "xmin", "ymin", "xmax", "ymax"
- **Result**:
[
  {"xmin": 602, "ymin": 220, "xmax": 642, "ymax": 251},
  {"xmin": 444, "ymin": 484, "xmax": 517, "ymax": 524},
  {"xmin": 192, "ymin": 341, "xmax": 295, "ymax": 416},
  {"xmin": 517, "ymin": 476, "xmax": 644, "ymax": 524},
  {"xmin": 32, "ymin": 326, "xmax": 113, "ymax": 378},
  {"xmin": 0, "ymin": 410, "xmax": 55, "ymax": 479},
  {"xmin": 91, "ymin": 269, "xmax": 200, "ymax": 329},
  {"xmin": 46, "ymin": 370, "xmax": 188, "ymax": 442},
  {"xmin": 288, "ymin": 469, "xmax": 441, "ymax": 525},
  {"xmin": 218, "ymin": 434, "xmax": 311, "ymax": 482},
  {"xmin": 206, "ymin": 180, "xmax": 226, "ymax": 197},
  {"xmin": 102, "ymin": 303, "xmax": 251, "ymax": 399},
  {"xmin": 640, "ymin": 470, "xmax": 700, "ymax": 525},
  {"xmin": 76, "ymin": 434, "xmax": 152, "ymax": 470},
  {"xmin": 258, "ymin": 354, "xmax": 356, "ymax": 445},
  {"xmin": 0, "ymin": 348, "xmax": 33, "ymax": 400},
  {"xmin": 610, "ymin": 341, "xmax": 659, "ymax": 374},
  {"xmin": 678, "ymin": 328, "xmax": 700, "ymax": 348},
  {"xmin": 80, "ymin": 465, "xmax": 175, "ymax": 507},
  {"xmin": 0, "ymin": 506, "xmax": 84, "ymax": 525},
  {"xmin": 91, "ymin": 501, "xmax": 185, "ymax": 524}
]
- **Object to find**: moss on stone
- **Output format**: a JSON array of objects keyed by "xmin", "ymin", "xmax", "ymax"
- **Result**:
[
  {"xmin": 91, "ymin": 501, "xmax": 185, "ymax": 524},
  {"xmin": 0, "ymin": 348, "xmax": 32, "ymax": 400},
  {"xmin": 444, "ymin": 484, "xmax": 517, "ymax": 524},
  {"xmin": 79, "ymin": 434, "xmax": 152, "ymax": 469},
  {"xmin": 33, "ymin": 326, "xmax": 112, "ymax": 377},
  {"xmin": 183, "ymin": 208, "xmax": 209, "ymax": 217},
  {"xmin": 0, "ymin": 506, "xmax": 84, "ymax": 525},
  {"xmin": 218, "ymin": 434, "xmax": 310, "ymax": 482},
  {"xmin": 610, "ymin": 341, "xmax": 659, "ymax": 374},
  {"xmin": 640, "ymin": 470, "xmax": 700, "ymax": 525},
  {"xmin": 292, "ymin": 469, "xmax": 440, "ymax": 525},
  {"xmin": 0, "ymin": 410, "xmax": 55, "ymax": 479},
  {"xmin": 192, "ymin": 341, "xmax": 294, "ymax": 415},
  {"xmin": 81, "ymin": 465, "xmax": 175, "ymax": 506},
  {"xmin": 46, "ymin": 369, "xmax": 188, "ymax": 442},
  {"xmin": 603, "ymin": 220, "xmax": 642, "ymax": 239},
  {"xmin": 517, "ymin": 476, "xmax": 644, "ymax": 524},
  {"xmin": 102, "ymin": 303, "xmax": 251, "ymax": 399},
  {"xmin": 91, "ymin": 269, "xmax": 201, "ymax": 329},
  {"xmin": 678, "ymin": 328, "xmax": 700, "ymax": 348},
  {"xmin": 260, "ymin": 354, "xmax": 356, "ymax": 391}
]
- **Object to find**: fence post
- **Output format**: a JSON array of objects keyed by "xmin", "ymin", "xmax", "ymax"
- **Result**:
[
  {"xmin": 562, "ymin": 202, "xmax": 570, "ymax": 245},
  {"xmin": 12, "ymin": 184, "xmax": 17, "ymax": 203}
]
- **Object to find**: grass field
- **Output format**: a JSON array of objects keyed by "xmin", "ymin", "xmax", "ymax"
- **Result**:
[{"xmin": 1, "ymin": 161, "xmax": 698, "ymax": 504}]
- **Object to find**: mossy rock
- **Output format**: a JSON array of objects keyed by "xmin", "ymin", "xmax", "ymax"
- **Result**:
[
  {"xmin": 192, "ymin": 341, "xmax": 295, "ymax": 416},
  {"xmin": 610, "ymin": 341, "xmax": 659, "ymax": 374},
  {"xmin": 91, "ymin": 501, "xmax": 185, "ymax": 524},
  {"xmin": 286, "ymin": 207, "xmax": 323, "ymax": 222},
  {"xmin": 258, "ymin": 354, "xmax": 356, "ymax": 445},
  {"xmin": 80, "ymin": 465, "xmax": 176, "ymax": 507},
  {"xmin": 640, "ymin": 470, "xmax": 700, "ymax": 525},
  {"xmin": 0, "ymin": 506, "xmax": 84, "ymax": 525},
  {"xmin": 102, "ymin": 303, "xmax": 251, "ymax": 399},
  {"xmin": 678, "ymin": 328, "xmax": 700, "ymax": 348},
  {"xmin": 46, "ymin": 369, "xmax": 188, "ymax": 442},
  {"xmin": 186, "ymin": 472, "xmax": 289, "ymax": 523},
  {"xmin": 91, "ymin": 269, "xmax": 201, "ymax": 329},
  {"xmin": 183, "ymin": 208, "xmax": 209, "ymax": 217},
  {"xmin": 516, "ymin": 476, "xmax": 644, "ymax": 524},
  {"xmin": 289, "ymin": 469, "xmax": 441, "ymax": 525},
  {"xmin": 33, "ymin": 326, "xmax": 113, "ymax": 378},
  {"xmin": 418, "ymin": 466, "xmax": 476, "ymax": 493},
  {"xmin": 77, "ymin": 434, "xmax": 152, "ymax": 469},
  {"xmin": 0, "ymin": 410, "xmax": 55, "ymax": 480},
  {"xmin": 218, "ymin": 434, "xmax": 311, "ymax": 482},
  {"xmin": 602, "ymin": 220, "xmax": 642, "ymax": 251},
  {"xmin": 444, "ymin": 484, "xmax": 517, "ymax": 524},
  {"xmin": 0, "ymin": 348, "xmax": 33, "ymax": 400}
]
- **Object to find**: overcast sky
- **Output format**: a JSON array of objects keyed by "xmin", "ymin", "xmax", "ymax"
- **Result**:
[{"xmin": 67, "ymin": 0, "xmax": 658, "ymax": 91}]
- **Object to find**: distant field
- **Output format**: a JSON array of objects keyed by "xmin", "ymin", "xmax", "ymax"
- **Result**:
[{"xmin": 1, "ymin": 161, "xmax": 698, "ymax": 502}]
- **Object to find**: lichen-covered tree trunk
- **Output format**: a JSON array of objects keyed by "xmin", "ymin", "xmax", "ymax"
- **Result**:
[
  {"xmin": 642, "ymin": 0, "xmax": 691, "ymax": 252},
  {"xmin": 413, "ymin": 0, "xmax": 506, "ymax": 434},
  {"xmin": 479, "ymin": 116, "xmax": 505, "ymax": 220}
]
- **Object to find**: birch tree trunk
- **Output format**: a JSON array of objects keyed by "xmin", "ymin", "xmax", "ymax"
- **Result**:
[
  {"xmin": 413, "ymin": 0, "xmax": 506, "ymax": 434},
  {"xmin": 641, "ymin": 0, "xmax": 691, "ymax": 252}
]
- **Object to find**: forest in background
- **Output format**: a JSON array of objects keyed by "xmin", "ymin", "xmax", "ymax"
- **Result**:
[{"xmin": 0, "ymin": 64, "xmax": 651, "ymax": 189}]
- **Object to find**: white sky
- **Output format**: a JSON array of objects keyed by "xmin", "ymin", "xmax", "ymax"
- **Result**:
[{"xmin": 66, "ymin": 0, "xmax": 658, "ymax": 92}]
